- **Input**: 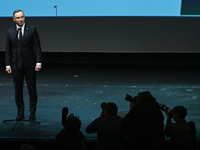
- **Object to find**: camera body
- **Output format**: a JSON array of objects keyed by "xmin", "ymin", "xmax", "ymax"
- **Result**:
[
  {"xmin": 101, "ymin": 102, "xmax": 107, "ymax": 110},
  {"xmin": 125, "ymin": 94, "xmax": 135, "ymax": 102},
  {"xmin": 160, "ymin": 103, "xmax": 173, "ymax": 118}
]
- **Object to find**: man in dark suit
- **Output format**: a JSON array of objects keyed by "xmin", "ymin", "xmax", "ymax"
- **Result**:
[{"xmin": 5, "ymin": 9, "xmax": 42, "ymax": 121}]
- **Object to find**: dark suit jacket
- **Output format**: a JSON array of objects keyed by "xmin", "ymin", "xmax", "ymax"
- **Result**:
[
  {"xmin": 5, "ymin": 24, "xmax": 42, "ymax": 69},
  {"xmin": 122, "ymin": 101, "xmax": 165, "ymax": 149},
  {"xmin": 86, "ymin": 115, "xmax": 125, "ymax": 150}
]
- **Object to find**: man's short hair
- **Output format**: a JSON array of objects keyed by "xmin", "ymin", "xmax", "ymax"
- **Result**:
[
  {"xmin": 65, "ymin": 116, "xmax": 82, "ymax": 133},
  {"xmin": 19, "ymin": 144, "xmax": 35, "ymax": 150},
  {"xmin": 13, "ymin": 9, "xmax": 24, "ymax": 17},
  {"xmin": 135, "ymin": 91, "xmax": 156, "ymax": 104},
  {"xmin": 105, "ymin": 102, "xmax": 118, "ymax": 115},
  {"xmin": 173, "ymin": 106, "xmax": 187, "ymax": 119}
]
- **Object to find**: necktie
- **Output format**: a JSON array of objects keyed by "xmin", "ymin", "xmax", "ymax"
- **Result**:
[{"xmin": 19, "ymin": 28, "xmax": 22, "ymax": 44}]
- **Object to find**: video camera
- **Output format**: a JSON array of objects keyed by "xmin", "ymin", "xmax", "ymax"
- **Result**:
[
  {"xmin": 101, "ymin": 102, "xmax": 107, "ymax": 110},
  {"xmin": 160, "ymin": 103, "xmax": 173, "ymax": 118}
]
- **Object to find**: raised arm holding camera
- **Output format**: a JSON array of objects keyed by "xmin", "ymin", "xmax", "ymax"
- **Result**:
[{"xmin": 55, "ymin": 107, "xmax": 86, "ymax": 150}]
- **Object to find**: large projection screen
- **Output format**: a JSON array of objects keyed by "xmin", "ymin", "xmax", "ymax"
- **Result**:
[{"xmin": 0, "ymin": 0, "xmax": 200, "ymax": 53}]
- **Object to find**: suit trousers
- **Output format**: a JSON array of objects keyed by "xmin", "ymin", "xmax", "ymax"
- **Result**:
[{"xmin": 12, "ymin": 67, "xmax": 37, "ymax": 117}]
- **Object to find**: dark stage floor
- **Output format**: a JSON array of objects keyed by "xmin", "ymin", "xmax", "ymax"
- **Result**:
[{"xmin": 0, "ymin": 64, "xmax": 200, "ymax": 143}]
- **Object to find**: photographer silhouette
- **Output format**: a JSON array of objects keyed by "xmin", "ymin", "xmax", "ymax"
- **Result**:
[
  {"xmin": 122, "ymin": 91, "xmax": 165, "ymax": 150},
  {"xmin": 86, "ymin": 102, "xmax": 125, "ymax": 150},
  {"xmin": 56, "ymin": 107, "xmax": 86, "ymax": 150},
  {"xmin": 164, "ymin": 105, "xmax": 198, "ymax": 150}
]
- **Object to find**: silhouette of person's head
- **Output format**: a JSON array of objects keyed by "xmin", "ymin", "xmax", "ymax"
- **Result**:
[
  {"xmin": 134, "ymin": 91, "xmax": 156, "ymax": 105},
  {"xmin": 104, "ymin": 102, "xmax": 118, "ymax": 116},
  {"xmin": 172, "ymin": 106, "xmax": 187, "ymax": 121},
  {"xmin": 19, "ymin": 144, "xmax": 35, "ymax": 150},
  {"xmin": 64, "ymin": 115, "xmax": 82, "ymax": 133}
]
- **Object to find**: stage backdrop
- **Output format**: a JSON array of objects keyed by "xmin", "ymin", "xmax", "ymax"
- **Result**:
[{"xmin": 0, "ymin": 17, "xmax": 200, "ymax": 53}]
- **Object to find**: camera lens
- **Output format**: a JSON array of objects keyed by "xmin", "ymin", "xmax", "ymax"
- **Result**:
[
  {"xmin": 160, "ymin": 104, "xmax": 173, "ymax": 117},
  {"xmin": 101, "ymin": 102, "xmax": 107, "ymax": 110}
]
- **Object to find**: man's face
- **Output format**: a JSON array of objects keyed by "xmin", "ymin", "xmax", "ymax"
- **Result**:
[
  {"xmin": 173, "ymin": 113, "xmax": 178, "ymax": 121},
  {"xmin": 13, "ymin": 11, "xmax": 25, "ymax": 27},
  {"xmin": 130, "ymin": 101, "xmax": 135, "ymax": 109}
]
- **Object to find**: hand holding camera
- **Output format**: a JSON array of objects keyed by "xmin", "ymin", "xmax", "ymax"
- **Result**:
[
  {"xmin": 125, "ymin": 94, "xmax": 135, "ymax": 102},
  {"xmin": 100, "ymin": 102, "xmax": 107, "ymax": 118},
  {"xmin": 160, "ymin": 104, "xmax": 173, "ymax": 118},
  {"xmin": 62, "ymin": 107, "xmax": 69, "ymax": 127},
  {"xmin": 125, "ymin": 94, "xmax": 135, "ymax": 109}
]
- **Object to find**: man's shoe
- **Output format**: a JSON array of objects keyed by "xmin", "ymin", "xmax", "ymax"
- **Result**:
[
  {"xmin": 29, "ymin": 115, "xmax": 36, "ymax": 121},
  {"xmin": 16, "ymin": 115, "xmax": 24, "ymax": 121}
]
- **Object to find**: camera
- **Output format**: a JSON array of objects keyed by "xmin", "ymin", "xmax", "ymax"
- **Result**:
[
  {"xmin": 160, "ymin": 103, "xmax": 173, "ymax": 118},
  {"xmin": 125, "ymin": 94, "xmax": 135, "ymax": 102},
  {"xmin": 62, "ymin": 107, "xmax": 69, "ymax": 127},
  {"xmin": 101, "ymin": 102, "xmax": 107, "ymax": 110}
]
